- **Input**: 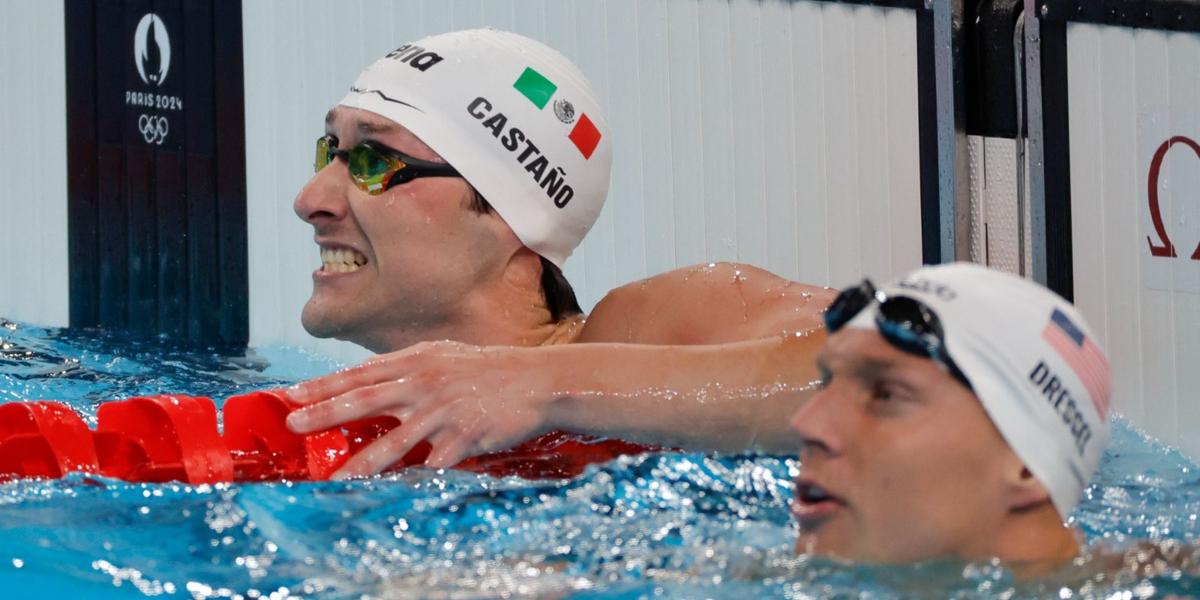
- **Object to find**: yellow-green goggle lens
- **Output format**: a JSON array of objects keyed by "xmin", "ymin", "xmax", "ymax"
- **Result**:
[
  {"xmin": 314, "ymin": 136, "xmax": 335, "ymax": 172},
  {"xmin": 348, "ymin": 145, "xmax": 404, "ymax": 194},
  {"xmin": 313, "ymin": 137, "xmax": 411, "ymax": 195}
]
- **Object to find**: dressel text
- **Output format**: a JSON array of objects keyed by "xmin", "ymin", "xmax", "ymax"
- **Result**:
[{"xmin": 1029, "ymin": 360, "xmax": 1092, "ymax": 455}]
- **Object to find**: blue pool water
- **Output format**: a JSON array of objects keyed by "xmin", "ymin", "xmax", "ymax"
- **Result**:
[{"xmin": 1, "ymin": 318, "xmax": 1199, "ymax": 599}]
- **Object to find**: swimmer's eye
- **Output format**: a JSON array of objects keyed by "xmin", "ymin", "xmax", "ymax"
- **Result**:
[
  {"xmin": 864, "ymin": 383, "xmax": 903, "ymax": 416},
  {"xmin": 871, "ymin": 383, "xmax": 894, "ymax": 403},
  {"xmin": 817, "ymin": 365, "xmax": 832, "ymax": 389},
  {"xmin": 868, "ymin": 380, "xmax": 918, "ymax": 415}
]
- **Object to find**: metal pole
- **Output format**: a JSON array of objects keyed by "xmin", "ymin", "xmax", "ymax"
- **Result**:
[
  {"xmin": 1014, "ymin": 11, "xmax": 1027, "ymax": 277},
  {"xmin": 1023, "ymin": 0, "xmax": 1048, "ymax": 285},
  {"xmin": 932, "ymin": 0, "xmax": 971, "ymax": 262}
]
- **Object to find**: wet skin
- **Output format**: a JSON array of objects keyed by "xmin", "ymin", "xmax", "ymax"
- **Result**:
[
  {"xmin": 789, "ymin": 328, "xmax": 1068, "ymax": 563},
  {"xmin": 287, "ymin": 108, "xmax": 837, "ymax": 480},
  {"xmin": 292, "ymin": 115, "xmax": 1087, "ymax": 565},
  {"xmin": 294, "ymin": 107, "xmax": 516, "ymax": 353}
]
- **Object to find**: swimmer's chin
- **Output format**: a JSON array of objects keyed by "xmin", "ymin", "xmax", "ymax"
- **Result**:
[
  {"xmin": 301, "ymin": 310, "xmax": 394, "ymax": 353},
  {"xmin": 794, "ymin": 533, "xmax": 1082, "ymax": 575},
  {"xmin": 794, "ymin": 533, "xmax": 850, "ymax": 562},
  {"xmin": 300, "ymin": 307, "xmax": 359, "ymax": 342}
]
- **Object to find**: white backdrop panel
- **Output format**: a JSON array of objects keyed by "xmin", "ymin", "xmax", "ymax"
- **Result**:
[
  {"xmin": 0, "ymin": 1, "xmax": 69, "ymax": 328},
  {"xmin": 243, "ymin": 0, "xmax": 924, "ymax": 365},
  {"xmin": 1068, "ymin": 22, "xmax": 1200, "ymax": 460}
]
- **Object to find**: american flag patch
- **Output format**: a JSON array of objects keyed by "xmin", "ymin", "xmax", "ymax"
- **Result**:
[{"xmin": 1041, "ymin": 308, "xmax": 1111, "ymax": 418}]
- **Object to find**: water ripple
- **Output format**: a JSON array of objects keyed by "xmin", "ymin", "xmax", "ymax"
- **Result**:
[{"xmin": 0, "ymin": 319, "xmax": 1198, "ymax": 598}]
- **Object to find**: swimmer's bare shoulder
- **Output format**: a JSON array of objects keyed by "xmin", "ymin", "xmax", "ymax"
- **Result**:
[{"xmin": 577, "ymin": 262, "xmax": 836, "ymax": 345}]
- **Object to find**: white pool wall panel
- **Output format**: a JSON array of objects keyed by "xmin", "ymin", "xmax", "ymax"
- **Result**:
[
  {"xmin": 1066, "ymin": 23, "xmax": 1200, "ymax": 460},
  {"xmin": 0, "ymin": 1, "xmax": 70, "ymax": 328},
  {"xmin": 242, "ymin": 0, "xmax": 924, "ymax": 365}
]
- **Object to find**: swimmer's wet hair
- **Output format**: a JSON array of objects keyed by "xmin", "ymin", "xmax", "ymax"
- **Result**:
[{"xmin": 468, "ymin": 190, "xmax": 583, "ymax": 322}]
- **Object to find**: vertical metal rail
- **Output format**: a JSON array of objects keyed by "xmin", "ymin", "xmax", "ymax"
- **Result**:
[
  {"xmin": 1013, "ymin": 11, "xmax": 1027, "ymax": 277},
  {"xmin": 933, "ymin": 0, "xmax": 971, "ymax": 262},
  {"xmin": 1023, "ymin": 0, "xmax": 1048, "ymax": 285}
]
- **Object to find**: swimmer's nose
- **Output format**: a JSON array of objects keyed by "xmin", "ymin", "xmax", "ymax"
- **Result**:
[
  {"xmin": 789, "ymin": 387, "xmax": 845, "ymax": 459},
  {"xmin": 294, "ymin": 161, "xmax": 351, "ymax": 225}
]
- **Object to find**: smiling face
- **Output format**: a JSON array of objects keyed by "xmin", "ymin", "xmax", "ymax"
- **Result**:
[
  {"xmin": 293, "ymin": 106, "xmax": 511, "ymax": 352},
  {"xmin": 788, "ymin": 328, "xmax": 1027, "ymax": 563}
]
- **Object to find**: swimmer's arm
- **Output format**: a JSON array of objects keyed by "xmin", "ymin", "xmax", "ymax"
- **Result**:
[
  {"xmin": 541, "ymin": 333, "xmax": 825, "ymax": 453},
  {"xmin": 284, "ymin": 264, "xmax": 834, "ymax": 475},
  {"xmin": 578, "ymin": 262, "xmax": 836, "ymax": 345},
  {"xmin": 285, "ymin": 332, "xmax": 823, "ymax": 477}
]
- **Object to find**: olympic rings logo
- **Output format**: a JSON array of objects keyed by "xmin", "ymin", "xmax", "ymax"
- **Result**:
[{"xmin": 138, "ymin": 114, "xmax": 170, "ymax": 145}]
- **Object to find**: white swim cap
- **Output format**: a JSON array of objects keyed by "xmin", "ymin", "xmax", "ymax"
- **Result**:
[
  {"xmin": 845, "ymin": 263, "xmax": 1111, "ymax": 519},
  {"xmin": 337, "ymin": 28, "xmax": 612, "ymax": 268}
]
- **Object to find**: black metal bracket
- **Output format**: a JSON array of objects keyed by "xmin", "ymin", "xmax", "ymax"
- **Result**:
[
  {"xmin": 966, "ymin": 0, "xmax": 1025, "ymax": 138},
  {"xmin": 1038, "ymin": 0, "xmax": 1200, "ymax": 31}
]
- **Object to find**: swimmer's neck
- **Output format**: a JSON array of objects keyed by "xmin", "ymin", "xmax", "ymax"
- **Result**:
[
  {"xmin": 353, "ymin": 306, "xmax": 583, "ymax": 353},
  {"xmin": 357, "ymin": 262, "xmax": 586, "ymax": 352},
  {"xmin": 1003, "ymin": 530, "xmax": 1082, "ymax": 580},
  {"xmin": 436, "ymin": 304, "xmax": 585, "ymax": 348},
  {"xmin": 975, "ymin": 504, "xmax": 1081, "ymax": 579}
]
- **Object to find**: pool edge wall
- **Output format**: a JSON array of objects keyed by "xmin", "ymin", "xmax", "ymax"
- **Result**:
[
  {"xmin": 1062, "ymin": 21, "xmax": 1200, "ymax": 462},
  {"xmin": 0, "ymin": 2, "xmax": 70, "ymax": 329}
]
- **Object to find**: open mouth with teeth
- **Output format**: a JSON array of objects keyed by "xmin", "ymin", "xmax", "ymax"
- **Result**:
[
  {"xmin": 320, "ymin": 247, "xmax": 369, "ymax": 273},
  {"xmin": 792, "ymin": 479, "xmax": 847, "ymax": 521}
]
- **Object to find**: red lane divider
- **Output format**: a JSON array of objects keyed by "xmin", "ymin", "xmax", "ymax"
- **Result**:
[
  {"xmin": 0, "ymin": 393, "xmax": 652, "ymax": 484},
  {"xmin": 0, "ymin": 402, "xmax": 99, "ymax": 481},
  {"xmin": 223, "ymin": 391, "xmax": 349, "ymax": 481},
  {"xmin": 97, "ymin": 395, "xmax": 233, "ymax": 484}
]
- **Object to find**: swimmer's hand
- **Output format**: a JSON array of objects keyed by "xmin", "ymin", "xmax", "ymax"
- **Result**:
[
  {"xmin": 283, "ymin": 340, "xmax": 563, "ymax": 479},
  {"xmin": 283, "ymin": 335, "xmax": 822, "ymax": 479}
]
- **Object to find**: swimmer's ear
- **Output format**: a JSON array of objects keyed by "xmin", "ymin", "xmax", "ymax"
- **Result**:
[{"xmin": 1006, "ymin": 465, "xmax": 1052, "ymax": 513}]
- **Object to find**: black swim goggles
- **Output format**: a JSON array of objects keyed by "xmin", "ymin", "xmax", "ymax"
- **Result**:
[
  {"xmin": 823, "ymin": 279, "xmax": 973, "ymax": 391},
  {"xmin": 314, "ymin": 134, "xmax": 462, "ymax": 195}
]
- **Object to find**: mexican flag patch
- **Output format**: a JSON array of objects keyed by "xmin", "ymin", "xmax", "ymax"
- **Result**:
[{"xmin": 513, "ymin": 67, "xmax": 602, "ymax": 160}]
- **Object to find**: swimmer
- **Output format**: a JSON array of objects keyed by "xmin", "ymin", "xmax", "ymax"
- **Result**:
[
  {"xmin": 315, "ymin": 262, "xmax": 1113, "ymax": 567},
  {"xmin": 788, "ymin": 263, "xmax": 1110, "ymax": 566},
  {"xmin": 284, "ymin": 29, "xmax": 834, "ymax": 476}
]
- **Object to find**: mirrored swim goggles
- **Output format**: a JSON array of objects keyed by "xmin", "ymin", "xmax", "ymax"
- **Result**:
[
  {"xmin": 823, "ymin": 279, "xmax": 974, "ymax": 391},
  {"xmin": 314, "ymin": 134, "xmax": 462, "ymax": 195}
]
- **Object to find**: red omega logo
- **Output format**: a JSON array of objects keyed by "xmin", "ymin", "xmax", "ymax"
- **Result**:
[{"xmin": 1146, "ymin": 136, "xmax": 1200, "ymax": 260}]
